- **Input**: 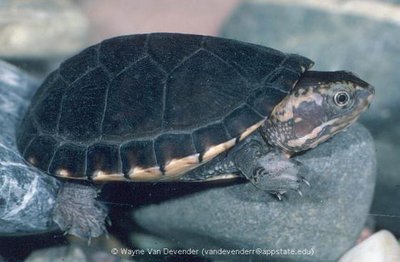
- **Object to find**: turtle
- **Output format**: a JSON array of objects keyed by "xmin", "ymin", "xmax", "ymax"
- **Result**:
[{"xmin": 16, "ymin": 33, "xmax": 374, "ymax": 239}]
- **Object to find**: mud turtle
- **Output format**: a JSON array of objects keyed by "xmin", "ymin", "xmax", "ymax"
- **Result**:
[{"xmin": 16, "ymin": 33, "xmax": 374, "ymax": 238}]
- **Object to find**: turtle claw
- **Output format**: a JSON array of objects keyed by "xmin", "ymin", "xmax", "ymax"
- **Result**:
[
  {"xmin": 272, "ymin": 189, "xmax": 304, "ymax": 200},
  {"xmin": 297, "ymin": 189, "xmax": 303, "ymax": 197},
  {"xmin": 301, "ymin": 176, "xmax": 311, "ymax": 187},
  {"xmin": 106, "ymin": 216, "xmax": 112, "ymax": 226},
  {"xmin": 275, "ymin": 192, "xmax": 283, "ymax": 201}
]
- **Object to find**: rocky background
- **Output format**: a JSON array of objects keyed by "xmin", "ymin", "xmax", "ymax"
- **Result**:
[{"xmin": 0, "ymin": 0, "xmax": 399, "ymax": 261}]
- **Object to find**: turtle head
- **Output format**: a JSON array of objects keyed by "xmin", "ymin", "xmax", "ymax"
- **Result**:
[{"xmin": 262, "ymin": 70, "xmax": 374, "ymax": 154}]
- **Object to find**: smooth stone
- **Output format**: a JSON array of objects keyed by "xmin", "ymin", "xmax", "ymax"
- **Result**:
[
  {"xmin": 0, "ymin": 0, "xmax": 89, "ymax": 59},
  {"xmin": 0, "ymin": 60, "xmax": 59, "ymax": 235},
  {"xmin": 24, "ymin": 244, "xmax": 131, "ymax": 262},
  {"xmin": 219, "ymin": 0, "xmax": 400, "ymax": 241},
  {"xmin": 339, "ymin": 230, "xmax": 400, "ymax": 262},
  {"xmin": 133, "ymin": 123, "xmax": 376, "ymax": 262},
  {"xmin": 220, "ymin": 1, "xmax": 400, "ymax": 122},
  {"xmin": 369, "ymin": 140, "xmax": 400, "ymax": 236}
]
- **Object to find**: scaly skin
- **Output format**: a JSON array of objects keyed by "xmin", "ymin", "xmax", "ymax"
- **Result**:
[{"xmin": 52, "ymin": 181, "xmax": 108, "ymax": 239}]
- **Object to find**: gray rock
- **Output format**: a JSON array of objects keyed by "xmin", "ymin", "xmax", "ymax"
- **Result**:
[
  {"xmin": 369, "ymin": 139, "xmax": 400, "ymax": 236},
  {"xmin": 0, "ymin": 60, "xmax": 59, "ymax": 235},
  {"xmin": 219, "ymin": 1, "xmax": 400, "ymax": 123},
  {"xmin": 219, "ymin": 0, "xmax": 400, "ymax": 239},
  {"xmin": 133, "ymin": 123, "xmax": 376, "ymax": 262}
]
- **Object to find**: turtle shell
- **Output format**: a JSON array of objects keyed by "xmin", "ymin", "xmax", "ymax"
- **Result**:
[{"xmin": 17, "ymin": 33, "xmax": 313, "ymax": 182}]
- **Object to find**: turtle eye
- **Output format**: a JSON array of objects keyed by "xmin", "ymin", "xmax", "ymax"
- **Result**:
[{"xmin": 333, "ymin": 91, "xmax": 351, "ymax": 107}]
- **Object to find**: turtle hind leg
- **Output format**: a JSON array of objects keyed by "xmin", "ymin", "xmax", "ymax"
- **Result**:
[
  {"xmin": 230, "ymin": 135, "xmax": 310, "ymax": 197},
  {"xmin": 52, "ymin": 181, "xmax": 108, "ymax": 239}
]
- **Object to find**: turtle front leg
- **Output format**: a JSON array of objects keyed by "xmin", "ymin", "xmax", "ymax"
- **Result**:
[{"xmin": 230, "ymin": 135, "xmax": 310, "ymax": 199}]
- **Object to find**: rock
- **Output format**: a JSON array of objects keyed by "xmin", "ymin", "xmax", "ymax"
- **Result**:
[
  {"xmin": 133, "ymin": 123, "xmax": 376, "ymax": 261},
  {"xmin": 24, "ymin": 244, "xmax": 131, "ymax": 262},
  {"xmin": 220, "ymin": 1, "xmax": 400, "ymax": 122},
  {"xmin": 0, "ymin": 60, "xmax": 59, "ymax": 234},
  {"xmin": 130, "ymin": 232, "xmax": 175, "ymax": 251},
  {"xmin": 0, "ymin": 0, "xmax": 89, "ymax": 59},
  {"xmin": 219, "ymin": 0, "xmax": 400, "ymax": 240},
  {"xmin": 339, "ymin": 230, "xmax": 400, "ymax": 262},
  {"xmin": 370, "ymin": 141, "xmax": 400, "ymax": 236}
]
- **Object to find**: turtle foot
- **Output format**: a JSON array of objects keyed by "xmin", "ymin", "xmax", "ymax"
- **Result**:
[
  {"xmin": 250, "ymin": 151, "xmax": 311, "ymax": 197},
  {"xmin": 52, "ymin": 182, "xmax": 108, "ymax": 239}
]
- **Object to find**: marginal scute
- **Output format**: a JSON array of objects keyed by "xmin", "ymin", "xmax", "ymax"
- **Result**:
[
  {"xmin": 202, "ymin": 138, "xmax": 236, "ymax": 162},
  {"xmin": 92, "ymin": 171, "xmax": 126, "ymax": 181},
  {"xmin": 56, "ymin": 169, "xmax": 71, "ymax": 178},
  {"xmin": 163, "ymin": 154, "xmax": 200, "ymax": 177},
  {"xmin": 120, "ymin": 140, "xmax": 157, "ymax": 176},
  {"xmin": 23, "ymin": 135, "xmax": 58, "ymax": 172},
  {"xmin": 87, "ymin": 143, "xmax": 121, "ymax": 177},
  {"xmin": 55, "ymin": 168, "xmax": 88, "ymax": 180},
  {"xmin": 239, "ymin": 120, "xmax": 265, "ymax": 141},
  {"xmin": 154, "ymin": 133, "xmax": 197, "ymax": 170},
  {"xmin": 27, "ymin": 156, "xmax": 37, "ymax": 166},
  {"xmin": 192, "ymin": 122, "xmax": 231, "ymax": 154},
  {"xmin": 49, "ymin": 143, "xmax": 87, "ymax": 178},
  {"xmin": 129, "ymin": 166, "xmax": 162, "ymax": 181}
]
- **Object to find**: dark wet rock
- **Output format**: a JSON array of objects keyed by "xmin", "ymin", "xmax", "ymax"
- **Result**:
[
  {"xmin": 0, "ymin": 60, "xmax": 59, "ymax": 235},
  {"xmin": 133, "ymin": 123, "xmax": 377, "ymax": 262},
  {"xmin": 219, "ymin": 0, "xmax": 400, "ymax": 239},
  {"xmin": 24, "ymin": 244, "xmax": 131, "ymax": 262}
]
